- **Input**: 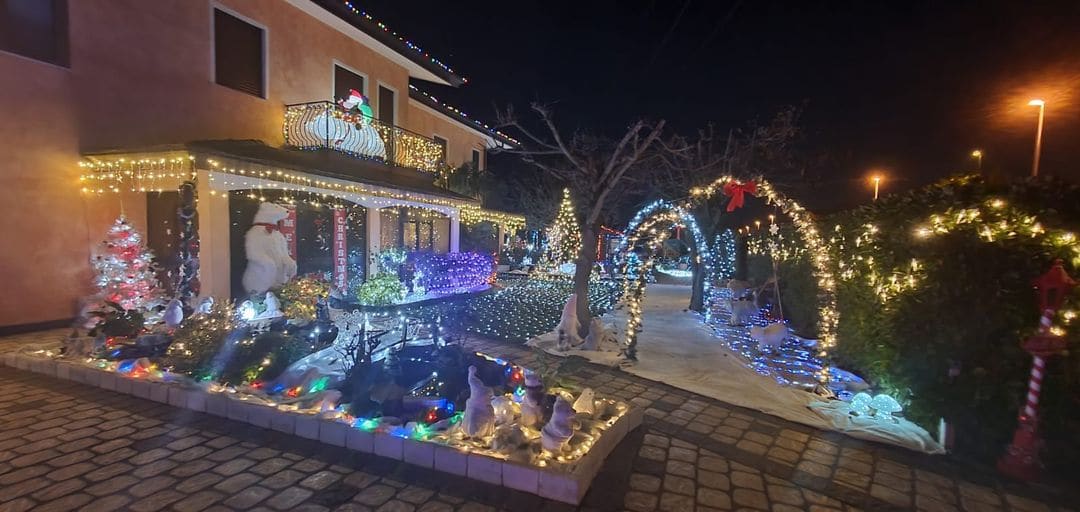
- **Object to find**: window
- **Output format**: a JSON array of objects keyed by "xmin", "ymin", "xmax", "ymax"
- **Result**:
[
  {"xmin": 213, "ymin": 9, "xmax": 264, "ymax": 97},
  {"xmin": 0, "ymin": 0, "xmax": 68, "ymax": 66},
  {"xmin": 471, "ymin": 149, "xmax": 482, "ymax": 171},
  {"xmin": 433, "ymin": 135, "xmax": 448, "ymax": 165},
  {"xmin": 333, "ymin": 64, "xmax": 364, "ymax": 103},
  {"xmin": 378, "ymin": 85, "xmax": 395, "ymax": 124}
]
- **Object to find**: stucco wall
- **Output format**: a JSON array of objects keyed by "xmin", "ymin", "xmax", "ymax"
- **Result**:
[
  {"xmin": 406, "ymin": 101, "xmax": 489, "ymax": 169},
  {"xmin": 0, "ymin": 0, "xmax": 481, "ymax": 328}
]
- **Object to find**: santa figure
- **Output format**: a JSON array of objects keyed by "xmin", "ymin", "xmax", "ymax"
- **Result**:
[{"xmin": 241, "ymin": 202, "xmax": 298, "ymax": 294}]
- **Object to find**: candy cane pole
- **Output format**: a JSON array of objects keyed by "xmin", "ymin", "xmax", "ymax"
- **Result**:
[{"xmin": 998, "ymin": 260, "xmax": 1074, "ymax": 481}]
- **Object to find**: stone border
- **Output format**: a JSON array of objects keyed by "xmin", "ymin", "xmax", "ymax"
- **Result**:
[{"xmin": 0, "ymin": 352, "xmax": 642, "ymax": 504}]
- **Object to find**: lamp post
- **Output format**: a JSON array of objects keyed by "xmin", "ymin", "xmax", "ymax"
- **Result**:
[
  {"xmin": 1028, "ymin": 99, "xmax": 1045, "ymax": 177},
  {"xmin": 870, "ymin": 174, "xmax": 883, "ymax": 201},
  {"xmin": 971, "ymin": 149, "xmax": 983, "ymax": 172},
  {"xmin": 997, "ymin": 259, "xmax": 1075, "ymax": 481}
]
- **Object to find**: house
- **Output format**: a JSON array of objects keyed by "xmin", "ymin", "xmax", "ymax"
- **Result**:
[{"xmin": 0, "ymin": 0, "xmax": 523, "ymax": 331}]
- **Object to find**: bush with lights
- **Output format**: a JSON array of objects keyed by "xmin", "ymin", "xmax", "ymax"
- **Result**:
[
  {"xmin": 356, "ymin": 274, "xmax": 406, "ymax": 306},
  {"xmin": 762, "ymin": 175, "xmax": 1080, "ymax": 469},
  {"xmin": 275, "ymin": 274, "xmax": 331, "ymax": 323}
]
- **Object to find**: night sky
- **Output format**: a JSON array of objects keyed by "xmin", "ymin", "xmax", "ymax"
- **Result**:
[{"xmin": 366, "ymin": 0, "xmax": 1080, "ymax": 210}]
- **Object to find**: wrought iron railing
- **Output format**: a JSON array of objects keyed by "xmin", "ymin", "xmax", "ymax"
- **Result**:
[{"xmin": 284, "ymin": 101, "xmax": 444, "ymax": 172}]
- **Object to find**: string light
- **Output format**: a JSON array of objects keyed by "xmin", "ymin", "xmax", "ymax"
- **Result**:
[
  {"xmin": 408, "ymin": 85, "xmax": 520, "ymax": 146},
  {"xmin": 692, "ymin": 177, "xmax": 838, "ymax": 384},
  {"xmin": 544, "ymin": 188, "xmax": 582, "ymax": 267},
  {"xmin": 339, "ymin": 1, "xmax": 464, "ymax": 81},
  {"xmin": 613, "ymin": 200, "xmax": 715, "ymax": 358},
  {"xmin": 79, "ymin": 154, "xmax": 523, "ymax": 230}
]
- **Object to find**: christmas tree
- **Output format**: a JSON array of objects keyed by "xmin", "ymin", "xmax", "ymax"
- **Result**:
[
  {"xmin": 91, "ymin": 216, "xmax": 162, "ymax": 312},
  {"xmin": 545, "ymin": 188, "xmax": 582, "ymax": 265}
]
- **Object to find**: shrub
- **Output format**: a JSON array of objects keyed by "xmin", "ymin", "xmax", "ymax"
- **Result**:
[
  {"xmin": 355, "ymin": 274, "xmax": 405, "ymax": 306},
  {"xmin": 767, "ymin": 176, "xmax": 1080, "ymax": 472}
]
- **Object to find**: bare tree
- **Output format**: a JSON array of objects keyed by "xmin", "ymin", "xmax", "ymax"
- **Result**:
[
  {"xmin": 495, "ymin": 103, "xmax": 666, "ymax": 337},
  {"xmin": 655, "ymin": 106, "xmax": 814, "ymax": 309}
]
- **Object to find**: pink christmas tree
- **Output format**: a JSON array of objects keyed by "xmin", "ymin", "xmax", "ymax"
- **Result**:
[{"xmin": 91, "ymin": 216, "xmax": 161, "ymax": 312}]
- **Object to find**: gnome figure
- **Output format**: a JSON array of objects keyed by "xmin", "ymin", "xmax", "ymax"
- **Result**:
[
  {"xmin": 541, "ymin": 395, "xmax": 575, "ymax": 453},
  {"xmin": 241, "ymin": 203, "xmax": 297, "ymax": 294},
  {"xmin": 520, "ymin": 369, "xmax": 546, "ymax": 428},
  {"xmin": 461, "ymin": 366, "xmax": 496, "ymax": 438}
]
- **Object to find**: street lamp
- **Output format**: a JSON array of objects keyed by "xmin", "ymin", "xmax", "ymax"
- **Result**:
[
  {"xmin": 971, "ymin": 149, "xmax": 983, "ymax": 171},
  {"xmin": 1028, "ymin": 99, "xmax": 1045, "ymax": 177},
  {"xmin": 869, "ymin": 174, "xmax": 883, "ymax": 201}
]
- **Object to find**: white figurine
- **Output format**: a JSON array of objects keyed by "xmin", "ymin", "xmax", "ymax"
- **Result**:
[
  {"xmin": 461, "ymin": 366, "xmax": 495, "ymax": 438},
  {"xmin": 520, "ymin": 369, "xmax": 545, "ymax": 428},
  {"xmin": 572, "ymin": 388, "xmax": 596, "ymax": 416},
  {"xmin": 556, "ymin": 294, "xmax": 581, "ymax": 350},
  {"xmin": 750, "ymin": 322, "xmax": 787, "ymax": 350},
  {"xmin": 195, "ymin": 296, "xmax": 214, "ymax": 315},
  {"xmin": 241, "ymin": 202, "xmax": 298, "ymax": 294},
  {"xmin": 491, "ymin": 395, "xmax": 516, "ymax": 425},
  {"xmin": 541, "ymin": 395, "xmax": 575, "ymax": 453},
  {"xmin": 163, "ymin": 298, "xmax": 184, "ymax": 328}
]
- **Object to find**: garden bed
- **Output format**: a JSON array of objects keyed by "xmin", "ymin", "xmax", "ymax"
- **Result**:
[{"xmin": 2, "ymin": 344, "xmax": 641, "ymax": 504}]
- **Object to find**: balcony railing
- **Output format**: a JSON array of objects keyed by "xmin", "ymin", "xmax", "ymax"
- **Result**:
[{"xmin": 284, "ymin": 101, "xmax": 444, "ymax": 172}]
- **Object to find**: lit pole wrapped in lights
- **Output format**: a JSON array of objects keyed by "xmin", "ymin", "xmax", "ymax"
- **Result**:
[{"xmin": 691, "ymin": 176, "xmax": 839, "ymax": 384}]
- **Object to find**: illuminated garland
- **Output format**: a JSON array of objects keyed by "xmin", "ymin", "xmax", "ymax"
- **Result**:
[{"xmin": 692, "ymin": 177, "xmax": 838, "ymax": 384}]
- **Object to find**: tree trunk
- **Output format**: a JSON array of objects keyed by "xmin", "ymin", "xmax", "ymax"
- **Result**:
[
  {"xmin": 689, "ymin": 263, "xmax": 705, "ymax": 311},
  {"xmin": 573, "ymin": 224, "xmax": 599, "ymax": 338}
]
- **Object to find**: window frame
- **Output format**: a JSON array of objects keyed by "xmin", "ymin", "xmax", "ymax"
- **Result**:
[
  {"xmin": 209, "ymin": 4, "xmax": 268, "ymax": 99},
  {"xmin": 331, "ymin": 60, "xmax": 368, "ymax": 103},
  {"xmin": 0, "ymin": 0, "xmax": 70, "ymax": 68},
  {"xmin": 376, "ymin": 81, "xmax": 398, "ymax": 126},
  {"xmin": 471, "ymin": 148, "xmax": 483, "ymax": 171}
]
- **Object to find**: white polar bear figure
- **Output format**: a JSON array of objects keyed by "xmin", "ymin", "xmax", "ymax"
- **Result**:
[{"xmin": 242, "ymin": 202, "xmax": 298, "ymax": 294}]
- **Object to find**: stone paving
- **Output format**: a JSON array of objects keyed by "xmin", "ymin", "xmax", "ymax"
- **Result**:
[{"xmin": 0, "ymin": 329, "xmax": 1076, "ymax": 511}]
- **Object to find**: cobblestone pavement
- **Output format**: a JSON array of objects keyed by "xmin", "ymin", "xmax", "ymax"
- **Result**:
[{"xmin": 0, "ymin": 330, "xmax": 1076, "ymax": 511}]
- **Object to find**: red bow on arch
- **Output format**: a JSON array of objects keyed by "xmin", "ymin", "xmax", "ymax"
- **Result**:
[
  {"xmin": 253, "ymin": 222, "xmax": 280, "ymax": 234},
  {"xmin": 722, "ymin": 181, "xmax": 757, "ymax": 212}
]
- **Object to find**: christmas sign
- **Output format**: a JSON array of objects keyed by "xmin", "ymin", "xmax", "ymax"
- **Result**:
[
  {"xmin": 333, "ymin": 208, "xmax": 347, "ymax": 291},
  {"xmin": 280, "ymin": 206, "xmax": 297, "ymax": 259}
]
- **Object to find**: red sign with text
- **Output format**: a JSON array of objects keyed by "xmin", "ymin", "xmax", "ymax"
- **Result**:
[
  {"xmin": 333, "ymin": 208, "xmax": 347, "ymax": 291},
  {"xmin": 280, "ymin": 206, "xmax": 297, "ymax": 259}
]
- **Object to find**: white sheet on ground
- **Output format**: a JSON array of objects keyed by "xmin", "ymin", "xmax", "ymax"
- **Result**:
[{"xmin": 528, "ymin": 283, "xmax": 944, "ymax": 454}]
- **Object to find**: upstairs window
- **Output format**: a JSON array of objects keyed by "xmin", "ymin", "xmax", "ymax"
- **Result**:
[
  {"xmin": 378, "ymin": 85, "xmax": 395, "ymax": 125},
  {"xmin": 471, "ymin": 149, "xmax": 482, "ymax": 171},
  {"xmin": 213, "ymin": 9, "xmax": 264, "ymax": 98},
  {"xmin": 0, "ymin": 0, "xmax": 69, "ymax": 66},
  {"xmin": 333, "ymin": 64, "xmax": 364, "ymax": 104},
  {"xmin": 433, "ymin": 135, "xmax": 448, "ymax": 165}
]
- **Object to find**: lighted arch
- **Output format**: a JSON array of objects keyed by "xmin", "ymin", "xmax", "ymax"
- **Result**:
[
  {"xmin": 615, "ymin": 200, "xmax": 714, "ymax": 359},
  {"xmin": 691, "ymin": 176, "xmax": 838, "ymax": 383}
]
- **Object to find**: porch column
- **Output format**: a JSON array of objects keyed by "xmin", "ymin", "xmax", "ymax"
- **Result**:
[
  {"xmin": 449, "ymin": 214, "xmax": 460, "ymax": 253},
  {"xmin": 496, "ymin": 224, "xmax": 505, "ymax": 258},
  {"xmin": 195, "ymin": 170, "xmax": 231, "ymax": 299},
  {"xmin": 366, "ymin": 206, "xmax": 381, "ymax": 278}
]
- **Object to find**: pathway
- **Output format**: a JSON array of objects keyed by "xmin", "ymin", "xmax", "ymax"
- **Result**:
[{"xmin": 0, "ymin": 328, "xmax": 1074, "ymax": 511}]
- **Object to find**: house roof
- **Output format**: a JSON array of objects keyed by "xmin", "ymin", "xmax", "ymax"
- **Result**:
[
  {"xmin": 408, "ymin": 85, "xmax": 521, "ymax": 149},
  {"xmin": 306, "ymin": 0, "xmax": 466, "ymax": 87}
]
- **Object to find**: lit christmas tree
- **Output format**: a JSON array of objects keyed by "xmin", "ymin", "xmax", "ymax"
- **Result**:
[
  {"xmin": 545, "ymin": 188, "xmax": 582, "ymax": 265},
  {"xmin": 91, "ymin": 216, "xmax": 162, "ymax": 312}
]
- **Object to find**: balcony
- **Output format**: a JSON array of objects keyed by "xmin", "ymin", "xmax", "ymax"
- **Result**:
[{"xmin": 284, "ymin": 101, "xmax": 444, "ymax": 172}]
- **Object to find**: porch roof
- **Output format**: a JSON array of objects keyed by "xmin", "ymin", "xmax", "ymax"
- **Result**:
[{"xmin": 84, "ymin": 139, "xmax": 479, "ymax": 204}]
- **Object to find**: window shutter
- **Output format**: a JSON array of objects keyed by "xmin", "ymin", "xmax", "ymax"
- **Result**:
[{"xmin": 214, "ymin": 9, "xmax": 264, "ymax": 98}]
